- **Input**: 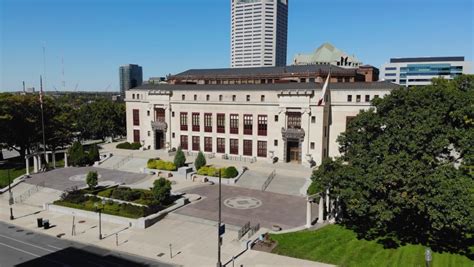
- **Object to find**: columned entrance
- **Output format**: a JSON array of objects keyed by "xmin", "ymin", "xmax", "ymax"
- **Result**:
[
  {"xmin": 151, "ymin": 107, "xmax": 168, "ymax": 151},
  {"xmin": 155, "ymin": 130, "xmax": 165, "ymax": 150},
  {"xmin": 286, "ymin": 140, "xmax": 301, "ymax": 163}
]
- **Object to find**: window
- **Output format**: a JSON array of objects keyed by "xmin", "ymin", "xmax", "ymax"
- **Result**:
[
  {"xmin": 133, "ymin": 130, "xmax": 140, "ymax": 143},
  {"xmin": 192, "ymin": 136, "xmax": 200, "ymax": 151},
  {"xmin": 219, "ymin": 95, "xmax": 223, "ymax": 101},
  {"xmin": 261, "ymin": 95, "xmax": 265, "ymax": 102},
  {"xmin": 182, "ymin": 94, "xmax": 185, "ymax": 100},
  {"xmin": 172, "ymin": 111, "xmax": 175, "ymax": 117},
  {"xmin": 356, "ymin": 95, "xmax": 361, "ymax": 102},
  {"xmin": 311, "ymin": 116, "xmax": 316, "ymax": 123},
  {"xmin": 258, "ymin": 115, "xmax": 267, "ymax": 136},
  {"xmin": 132, "ymin": 94, "xmax": 135, "ymax": 99},
  {"xmin": 257, "ymin": 141, "xmax": 267, "ymax": 157},
  {"xmin": 365, "ymin": 95, "xmax": 370, "ymax": 102},
  {"xmin": 274, "ymin": 115, "xmax": 278, "ymax": 122},
  {"xmin": 347, "ymin": 95, "xmax": 352, "ymax": 102},
  {"xmin": 324, "ymin": 126, "xmax": 327, "ymax": 137},
  {"xmin": 243, "ymin": 114, "xmax": 253, "ymax": 135},
  {"xmin": 274, "ymin": 139, "xmax": 278, "ymax": 146},
  {"xmin": 133, "ymin": 109, "xmax": 140, "ymax": 126},
  {"xmin": 217, "ymin": 138, "xmax": 225, "ymax": 153},
  {"xmin": 217, "ymin": 113, "xmax": 225, "ymax": 133},
  {"xmin": 232, "ymin": 95, "xmax": 236, "ymax": 101},
  {"xmin": 243, "ymin": 140, "xmax": 252, "ymax": 156},
  {"xmin": 204, "ymin": 113, "xmax": 212, "ymax": 132},
  {"xmin": 180, "ymin": 112, "xmax": 188, "ymax": 131},
  {"xmin": 180, "ymin": 135, "xmax": 188, "ymax": 150},
  {"xmin": 230, "ymin": 114, "xmax": 239, "ymax": 134},
  {"xmin": 230, "ymin": 139, "xmax": 239, "ymax": 154},
  {"xmin": 246, "ymin": 95, "xmax": 250, "ymax": 102},
  {"xmin": 147, "ymin": 110, "xmax": 150, "ymax": 116},
  {"xmin": 287, "ymin": 112, "xmax": 301, "ymax": 129},
  {"xmin": 192, "ymin": 113, "xmax": 200, "ymax": 131},
  {"xmin": 172, "ymin": 132, "xmax": 175, "ymax": 138},
  {"xmin": 194, "ymin": 94, "xmax": 197, "ymax": 101},
  {"xmin": 206, "ymin": 95, "xmax": 210, "ymax": 101},
  {"xmin": 147, "ymin": 131, "xmax": 150, "ymax": 137},
  {"xmin": 310, "ymin": 142, "xmax": 315, "ymax": 150},
  {"xmin": 204, "ymin": 137, "xmax": 212, "ymax": 152}
]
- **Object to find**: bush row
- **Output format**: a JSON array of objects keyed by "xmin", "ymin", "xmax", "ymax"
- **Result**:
[
  {"xmin": 116, "ymin": 142, "xmax": 141, "ymax": 150},
  {"xmin": 98, "ymin": 187, "xmax": 154, "ymax": 205},
  {"xmin": 197, "ymin": 166, "xmax": 238, "ymax": 178},
  {"xmin": 147, "ymin": 159, "xmax": 176, "ymax": 171}
]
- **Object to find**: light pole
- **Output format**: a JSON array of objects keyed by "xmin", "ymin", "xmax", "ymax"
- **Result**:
[
  {"xmin": 216, "ymin": 170, "xmax": 222, "ymax": 267},
  {"xmin": 8, "ymin": 169, "xmax": 14, "ymax": 220},
  {"xmin": 95, "ymin": 200, "xmax": 105, "ymax": 240}
]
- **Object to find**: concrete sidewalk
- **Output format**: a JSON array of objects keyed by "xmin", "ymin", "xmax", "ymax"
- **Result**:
[{"xmin": 0, "ymin": 192, "xmax": 333, "ymax": 267}]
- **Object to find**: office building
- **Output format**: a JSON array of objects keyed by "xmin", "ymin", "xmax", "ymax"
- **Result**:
[
  {"xmin": 381, "ymin": 57, "xmax": 471, "ymax": 86},
  {"xmin": 230, "ymin": 0, "xmax": 288, "ymax": 68},
  {"xmin": 125, "ymin": 66, "xmax": 397, "ymax": 167},
  {"xmin": 119, "ymin": 64, "xmax": 143, "ymax": 97}
]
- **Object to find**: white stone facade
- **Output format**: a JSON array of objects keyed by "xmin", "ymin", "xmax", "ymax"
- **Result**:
[{"xmin": 126, "ymin": 82, "xmax": 396, "ymax": 166}]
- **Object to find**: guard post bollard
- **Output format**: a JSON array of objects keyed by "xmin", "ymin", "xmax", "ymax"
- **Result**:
[{"xmin": 37, "ymin": 218, "xmax": 43, "ymax": 228}]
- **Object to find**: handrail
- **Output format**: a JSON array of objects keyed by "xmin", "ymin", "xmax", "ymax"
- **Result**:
[{"xmin": 261, "ymin": 169, "xmax": 276, "ymax": 191}]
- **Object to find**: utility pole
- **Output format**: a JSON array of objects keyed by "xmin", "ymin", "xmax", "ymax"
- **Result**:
[
  {"xmin": 8, "ymin": 169, "xmax": 14, "ymax": 220},
  {"xmin": 216, "ymin": 170, "xmax": 222, "ymax": 267}
]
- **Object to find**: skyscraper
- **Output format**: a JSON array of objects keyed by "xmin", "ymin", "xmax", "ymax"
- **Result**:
[
  {"xmin": 119, "ymin": 64, "xmax": 143, "ymax": 98},
  {"xmin": 230, "ymin": 0, "xmax": 288, "ymax": 68}
]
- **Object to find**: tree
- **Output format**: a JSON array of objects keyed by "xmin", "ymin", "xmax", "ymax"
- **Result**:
[
  {"xmin": 86, "ymin": 171, "xmax": 98, "ymax": 189},
  {"xmin": 88, "ymin": 144, "xmax": 100, "ymax": 165},
  {"xmin": 68, "ymin": 141, "xmax": 87, "ymax": 166},
  {"xmin": 174, "ymin": 147, "xmax": 186, "ymax": 168},
  {"xmin": 151, "ymin": 178, "xmax": 172, "ymax": 204},
  {"xmin": 76, "ymin": 99, "xmax": 125, "ymax": 141},
  {"xmin": 194, "ymin": 151, "xmax": 206, "ymax": 171},
  {"xmin": 310, "ymin": 75, "xmax": 474, "ymax": 254}
]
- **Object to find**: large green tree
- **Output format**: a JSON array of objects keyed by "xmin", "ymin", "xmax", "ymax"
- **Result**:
[
  {"xmin": 310, "ymin": 75, "xmax": 474, "ymax": 254},
  {"xmin": 76, "ymin": 99, "xmax": 125, "ymax": 141}
]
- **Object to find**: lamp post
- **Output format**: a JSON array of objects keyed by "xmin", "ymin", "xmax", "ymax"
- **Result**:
[
  {"xmin": 8, "ymin": 169, "xmax": 14, "ymax": 220},
  {"xmin": 216, "ymin": 170, "xmax": 222, "ymax": 267},
  {"xmin": 95, "ymin": 200, "xmax": 106, "ymax": 240}
]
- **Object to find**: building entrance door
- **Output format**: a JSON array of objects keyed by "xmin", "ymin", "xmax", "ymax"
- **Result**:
[
  {"xmin": 155, "ymin": 131, "xmax": 165, "ymax": 150},
  {"xmin": 286, "ymin": 141, "xmax": 301, "ymax": 163}
]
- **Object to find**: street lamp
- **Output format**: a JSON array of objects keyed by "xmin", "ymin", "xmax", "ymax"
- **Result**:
[
  {"xmin": 8, "ymin": 169, "xmax": 14, "ymax": 220},
  {"xmin": 216, "ymin": 169, "xmax": 224, "ymax": 267},
  {"xmin": 94, "ymin": 199, "xmax": 106, "ymax": 240}
]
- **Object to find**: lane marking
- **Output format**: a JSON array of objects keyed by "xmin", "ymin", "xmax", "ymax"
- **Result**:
[
  {"xmin": 0, "ymin": 241, "xmax": 41, "ymax": 258},
  {"xmin": 0, "ymin": 234, "xmax": 55, "ymax": 253}
]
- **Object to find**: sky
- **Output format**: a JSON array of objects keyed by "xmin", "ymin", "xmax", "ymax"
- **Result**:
[{"xmin": 1, "ymin": 0, "xmax": 473, "ymax": 92}]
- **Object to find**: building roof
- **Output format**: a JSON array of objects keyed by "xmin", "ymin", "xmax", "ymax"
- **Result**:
[
  {"xmin": 389, "ymin": 57, "xmax": 465, "ymax": 63},
  {"xmin": 132, "ymin": 81, "xmax": 399, "ymax": 92},
  {"xmin": 170, "ymin": 64, "xmax": 356, "ymax": 79},
  {"xmin": 293, "ymin": 43, "xmax": 361, "ymax": 66}
]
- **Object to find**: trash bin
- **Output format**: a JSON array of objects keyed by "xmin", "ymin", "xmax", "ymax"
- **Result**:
[
  {"xmin": 43, "ymin": 219, "xmax": 50, "ymax": 229},
  {"xmin": 37, "ymin": 218, "xmax": 43, "ymax": 228}
]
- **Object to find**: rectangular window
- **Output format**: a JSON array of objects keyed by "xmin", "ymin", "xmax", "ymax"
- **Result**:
[
  {"xmin": 311, "ymin": 116, "xmax": 316, "ymax": 123},
  {"xmin": 206, "ymin": 95, "xmax": 210, "ymax": 101},
  {"xmin": 180, "ymin": 112, "xmax": 188, "ymax": 131},
  {"xmin": 347, "ymin": 95, "xmax": 352, "ymax": 102},
  {"xmin": 261, "ymin": 95, "xmax": 265, "ymax": 102},
  {"xmin": 232, "ymin": 95, "xmax": 236, "ymax": 101},
  {"xmin": 243, "ymin": 140, "xmax": 252, "ymax": 156},
  {"xmin": 257, "ymin": 115, "xmax": 267, "ymax": 136},
  {"xmin": 194, "ymin": 94, "xmax": 197, "ymax": 101},
  {"xmin": 172, "ymin": 132, "xmax": 175, "ymax": 138},
  {"xmin": 182, "ymin": 94, "xmax": 185, "ymax": 100},
  {"xmin": 230, "ymin": 139, "xmax": 239, "ymax": 155},
  {"xmin": 356, "ymin": 95, "xmax": 361, "ymax": 102},
  {"xmin": 230, "ymin": 114, "xmax": 239, "ymax": 134},
  {"xmin": 204, "ymin": 113, "xmax": 212, "ymax": 132},
  {"xmin": 217, "ymin": 113, "xmax": 225, "ymax": 133},
  {"xmin": 133, "ymin": 130, "xmax": 140, "ymax": 143},
  {"xmin": 243, "ymin": 114, "xmax": 253, "ymax": 135},
  {"xmin": 147, "ymin": 110, "xmax": 150, "ymax": 116},
  {"xmin": 287, "ymin": 112, "xmax": 301, "ymax": 129},
  {"xmin": 324, "ymin": 126, "xmax": 327, "ymax": 137},
  {"xmin": 274, "ymin": 139, "xmax": 278, "ymax": 146},
  {"xmin": 219, "ymin": 95, "xmax": 223, "ymax": 101},
  {"xmin": 133, "ymin": 109, "xmax": 139, "ymax": 126},
  {"xmin": 257, "ymin": 141, "xmax": 267, "ymax": 157},
  {"xmin": 192, "ymin": 136, "xmax": 200, "ymax": 151},
  {"xmin": 217, "ymin": 138, "xmax": 225, "ymax": 153},
  {"xmin": 274, "ymin": 115, "xmax": 278, "ymax": 122},
  {"xmin": 310, "ymin": 142, "xmax": 315, "ymax": 150},
  {"xmin": 365, "ymin": 95, "xmax": 370, "ymax": 102},
  {"xmin": 246, "ymin": 95, "xmax": 250, "ymax": 102},
  {"xmin": 180, "ymin": 135, "xmax": 188, "ymax": 150},
  {"xmin": 204, "ymin": 137, "xmax": 212, "ymax": 152},
  {"xmin": 192, "ymin": 113, "xmax": 200, "ymax": 131}
]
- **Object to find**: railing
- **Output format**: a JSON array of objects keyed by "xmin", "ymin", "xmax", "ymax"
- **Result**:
[
  {"xmin": 238, "ymin": 221, "xmax": 251, "ymax": 240},
  {"xmin": 186, "ymin": 151, "xmax": 215, "ymax": 159},
  {"xmin": 14, "ymin": 181, "xmax": 45, "ymax": 204},
  {"xmin": 261, "ymin": 169, "xmax": 276, "ymax": 191},
  {"xmin": 222, "ymin": 154, "xmax": 256, "ymax": 163},
  {"xmin": 248, "ymin": 223, "xmax": 260, "ymax": 238}
]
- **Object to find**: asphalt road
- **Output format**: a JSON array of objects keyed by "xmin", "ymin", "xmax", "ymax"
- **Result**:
[{"xmin": 0, "ymin": 221, "xmax": 177, "ymax": 267}]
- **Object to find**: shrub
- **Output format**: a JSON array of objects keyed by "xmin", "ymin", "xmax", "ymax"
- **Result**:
[
  {"xmin": 130, "ymin": 142, "xmax": 142, "ymax": 150},
  {"xmin": 147, "ymin": 159, "xmax": 157, "ymax": 169},
  {"xmin": 223, "ymin": 166, "xmax": 238, "ymax": 178},
  {"xmin": 197, "ymin": 166, "xmax": 219, "ymax": 176},
  {"xmin": 174, "ymin": 147, "xmax": 186, "ymax": 168},
  {"xmin": 116, "ymin": 142, "xmax": 142, "ymax": 150},
  {"xmin": 194, "ymin": 151, "xmax": 206, "ymax": 171},
  {"xmin": 88, "ymin": 144, "xmax": 100, "ymax": 164},
  {"xmin": 86, "ymin": 171, "xmax": 98, "ymax": 189},
  {"xmin": 152, "ymin": 178, "xmax": 172, "ymax": 204},
  {"xmin": 68, "ymin": 141, "xmax": 88, "ymax": 166},
  {"xmin": 149, "ymin": 159, "xmax": 176, "ymax": 171}
]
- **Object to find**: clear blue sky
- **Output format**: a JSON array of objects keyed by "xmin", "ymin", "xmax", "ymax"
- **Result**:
[{"xmin": 1, "ymin": 0, "xmax": 473, "ymax": 92}]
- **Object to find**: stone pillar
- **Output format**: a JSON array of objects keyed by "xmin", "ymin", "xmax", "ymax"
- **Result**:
[
  {"xmin": 317, "ymin": 196, "xmax": 324, "ymax": 223},
  {"xmin": 25, "ymin": 157, "xmax": 30, "ymax": 175},
  {"xmin": 52, "ymin": 153, "xmax": 56, "ymax": 168},
  {"xmin": 45, "ymin": 152, "xmax": 49, "ymax": 164},
  {"xmin": 64, "ymin": 152, "xmax": 68, "ymax": 167},
  {"xmin": 38, "ymin": 155, "xmax": 42, "ymax": 172},
  {"xmin": 33, "ymin": 156, "xmax": 38, "ymax": 173},
  {"xmin": 306, "ymin": 199, "xmax": 312, "ymax": 228}
]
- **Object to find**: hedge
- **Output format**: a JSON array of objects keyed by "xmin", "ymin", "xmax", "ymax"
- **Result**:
[
  {"xmin": 197, "ymin": 166, "xmax": 239, "ymax": 178},
  {"xmin": 147, "ymin": 159, "xmax": 176, "ymax": 171},
  {"xmin": 116, "ymin": 142, "xmax": 141, "ymax": 150}
]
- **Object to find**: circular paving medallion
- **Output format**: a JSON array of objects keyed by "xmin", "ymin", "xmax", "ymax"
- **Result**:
[
  {"xmin": 68, "ymin": 173, "xmax": 102, "ymax": 182},
  {"xmin": 224, "ymin": 196, "xmax": 262, "ymax": 209}
]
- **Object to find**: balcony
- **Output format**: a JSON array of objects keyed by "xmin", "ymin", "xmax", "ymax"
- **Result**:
[
  {"xmin": 151, "ymin": 120, "xmax": 167, "ymax": 131},
  {"xmin": 281, "ymin": 127, "xmax": 305, "ymax": 140}
]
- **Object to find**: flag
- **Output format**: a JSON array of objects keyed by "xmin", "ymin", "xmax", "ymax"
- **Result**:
[
  {"xmin": 39, "ymin": 75, "xmax": 44, "ymax": 107},
  {"xmin": 318, "ymin": 72, "xmax": 330, "ymax": 106}
]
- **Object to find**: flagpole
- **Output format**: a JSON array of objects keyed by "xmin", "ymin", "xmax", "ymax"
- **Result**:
[{"xmin": 40, "ymin": 76, "xmax": 47, "ymax": 170}]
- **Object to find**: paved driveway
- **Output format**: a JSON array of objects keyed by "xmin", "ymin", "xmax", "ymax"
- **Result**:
[
  {"xmin": 25, "ymin": 167, "xmax": 148, "ymax": 191},
  {"xmin": 175, "ymin": 184, "xmax": 313, "ymax": 230}
]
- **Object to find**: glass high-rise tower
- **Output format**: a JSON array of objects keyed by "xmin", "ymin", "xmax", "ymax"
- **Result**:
[
  {"xmin": 119, "ymin": 64, "xmax": 143, "ymax": 98},
  {"xmin": 230, "ymin": 0, "xmax": 288, "ymax": 68}
]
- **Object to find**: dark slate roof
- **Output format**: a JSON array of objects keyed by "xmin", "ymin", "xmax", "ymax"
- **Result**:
[
  {"xmin": 390, "ymin": 57, "xmax": 464, "ymax": 63},
  {"xmin": 132, "ymin": 81, "xmax": 399, "ymax": 91},
  {"xmin": 170, "ymin": 65, "xmax": 356, "ymax": 78}
]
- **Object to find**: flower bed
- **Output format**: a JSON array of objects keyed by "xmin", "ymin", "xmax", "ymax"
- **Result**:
[{"xmin": 147, "ymin": 158, "xmax": 176, "ymax": 171}]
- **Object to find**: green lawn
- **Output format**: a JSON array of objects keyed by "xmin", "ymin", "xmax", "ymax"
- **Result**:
[
  {"xmin": 270, "ymin": 225, "xmax": 473, "ymax": 267},
  {"xmin": 0, "ymin": 167, "xmax": 27, "ymax": 188}
]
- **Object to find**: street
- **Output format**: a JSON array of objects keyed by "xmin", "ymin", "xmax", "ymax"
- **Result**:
[{"xmin": 0, "ymin": 221, "xmax": 177, "ymax": 267}]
